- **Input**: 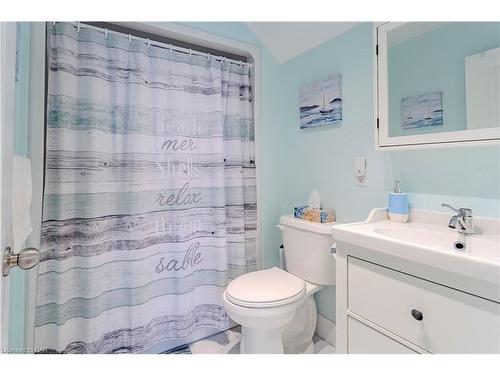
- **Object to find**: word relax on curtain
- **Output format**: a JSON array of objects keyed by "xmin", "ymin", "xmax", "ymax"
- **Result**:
[{"xmin": 156, "ymin": 182, "xmax": 202, "ymax": 207}]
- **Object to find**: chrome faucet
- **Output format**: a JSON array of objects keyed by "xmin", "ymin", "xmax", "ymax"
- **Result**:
[{"xmin": 441, "ymin": 204, "xmax": 474, "ymax": 235}]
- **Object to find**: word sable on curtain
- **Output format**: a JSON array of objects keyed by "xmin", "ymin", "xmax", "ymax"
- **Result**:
[{"xmin": 35, "ymin": 22, "xmax": 256, "ymax": 353}]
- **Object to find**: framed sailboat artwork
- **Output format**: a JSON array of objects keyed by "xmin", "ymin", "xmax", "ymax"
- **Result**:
[
  {"xmin": 299, "ymin": 73, "xmax": 342, "ymax": 129},
  {"xmin": 401, "ymin": 91, "xmax": 443, "ymax": 130}
]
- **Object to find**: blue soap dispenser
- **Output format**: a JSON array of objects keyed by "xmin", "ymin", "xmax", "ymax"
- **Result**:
[{"xmin": 388, "ymin": 179, "xmax": 409, "ymax": 223}]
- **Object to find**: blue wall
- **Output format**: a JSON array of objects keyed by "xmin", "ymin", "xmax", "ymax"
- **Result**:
[
  {"xmin": 277, "ymin": 23, "xmax": 386, "ymax": 319},
  {"xmin": 276, "ymin": 22, "xmax": 500, "ymax": 320},
  {"xmin": 10, "ymin": 22, "xmax": 31, "ymax": 349}
]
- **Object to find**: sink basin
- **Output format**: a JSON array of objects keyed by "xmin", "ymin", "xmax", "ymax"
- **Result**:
[
  {"xmin": 373, "ymin": 227, "xmax": 500, "ymax": 261},
  {"xmin": 332, "ymin": 208, "xmax": 500, "ymax": 302}
]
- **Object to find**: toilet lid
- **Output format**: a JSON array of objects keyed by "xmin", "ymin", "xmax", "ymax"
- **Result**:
[{"xmin": 225, "ymin": 267, "xmax": 306, "ymax": 308}]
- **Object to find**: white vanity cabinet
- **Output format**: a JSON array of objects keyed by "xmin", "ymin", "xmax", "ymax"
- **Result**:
[
  {"xmin": 333, "ymin": 209, "xmax": 500, "ymax": 354},
  {"xmin": 347, "ymin": 316, "xmax": 419, "ymax": 354}
]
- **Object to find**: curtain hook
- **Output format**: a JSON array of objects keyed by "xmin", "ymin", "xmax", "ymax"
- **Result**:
[
  {"xmin": 52, "ymin": 22, "xmax": 56, "ymax": 27},
  {"xmin": 104, "ymin": 28, "xmax": 108, "ymax": 39},
  {"xmin": 207, "ymin": 53, "xmax": 210, "ymax": 61},
  {"xmin": 77, "ymin": 22, "xmax": 80, "ymax": 33},
  {"xmin": 146, "ymin": 38, "xmax": 151, "ymax": 48},
  {"xmin": 169, "ymin": 44, "xmax": 173, "ymax": 53},
  {"xmin": 189, "ymin": 48, "xmax": 192, "ymax": 57},
  {"xmin": 128, "ymin": 34, "xmax": 132, "ymax": 44}
]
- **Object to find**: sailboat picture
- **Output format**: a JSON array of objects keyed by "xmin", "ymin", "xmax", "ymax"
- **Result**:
[
  {"xmin": 401, "ymin": 91, "xmax": 443, "ymax": 129},
  {"xmin": 299, "ymin": 73, "xmax": 342, "ymax": 129}
]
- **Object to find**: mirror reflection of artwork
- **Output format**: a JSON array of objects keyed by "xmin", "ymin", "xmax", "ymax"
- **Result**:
[
  {"xmin": 299, "ymin": 73, "xmax": 342, "ymax": 129},
  {"xmin": 401, "ymin": 91, "xmax": 443, "ymax": 130}
]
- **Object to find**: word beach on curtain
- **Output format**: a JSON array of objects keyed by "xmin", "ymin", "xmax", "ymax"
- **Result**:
[{"xmin": 35, "ymin": 22, "xmax": 256, "ymax": 353}]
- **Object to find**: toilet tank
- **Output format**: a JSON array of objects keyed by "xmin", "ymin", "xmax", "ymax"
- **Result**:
[{"xmin": 279, "ymin": 215, "xmax": 336, "ymax": 286}]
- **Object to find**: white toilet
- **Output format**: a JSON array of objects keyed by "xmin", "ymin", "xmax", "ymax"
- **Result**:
[{"xmin": 223, "ymin": 214, "xmax": 336, "ymax": 354}]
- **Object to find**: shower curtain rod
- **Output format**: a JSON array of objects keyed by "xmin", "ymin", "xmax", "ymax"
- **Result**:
[{"xmin": 52, "ymin": 22, "xmax": 253, "ymax": 67}]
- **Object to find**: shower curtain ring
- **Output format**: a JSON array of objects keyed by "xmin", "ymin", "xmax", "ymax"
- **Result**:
[
  {"xmin": 169, "ymin": 44, "xmax": 173, "ymax": 52},
  {"xmin": 77, "ymin": 22, "xmax": 80, "ymax": 33},
  {"xmin": 128, "ymin": 34, "xmax": 132, "ymax": 43},
  {"xmin": 189, "ymin": 48, "xmax": 192, "ymax": 56},
  {"xmin": 147, "ymin": 38, "xmax": 151, "ymax": 47},
  {"xmin": 104, "ymin": 28, "xmax": 108, "ymax": 39}
]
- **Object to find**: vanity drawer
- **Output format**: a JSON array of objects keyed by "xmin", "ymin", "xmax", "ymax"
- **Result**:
[
  {"xmin": 347, "ymin": 257, "xmax": 500, "ymax": 353},
  {"xmin": 348, "ymin": 316, "xmax": 418, "ymax": 354}
]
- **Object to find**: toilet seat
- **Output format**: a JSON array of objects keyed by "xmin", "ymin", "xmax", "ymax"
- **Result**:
[{"xmin": 225, "ymin": 267, "xmax": 306, "ymax": 308}]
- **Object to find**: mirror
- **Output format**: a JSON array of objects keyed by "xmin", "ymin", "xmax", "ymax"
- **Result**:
[{"xmin": 376, "ymin": 22, "xmax": 500, "ymax": 148}]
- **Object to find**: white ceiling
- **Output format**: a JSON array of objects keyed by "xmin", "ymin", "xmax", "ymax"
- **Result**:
[{"xmin": 245, "ymin": 22, "xmax": 361, "ymax": 63}]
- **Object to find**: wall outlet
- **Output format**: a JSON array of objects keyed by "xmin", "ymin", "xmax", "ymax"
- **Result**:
[
  {"xmin": 356, "ymin": 175, "xmax": 368, "ymax": 187},
  {"xmin": 354, "ymin": 156, "xmax": 368, "ymax": 187}
]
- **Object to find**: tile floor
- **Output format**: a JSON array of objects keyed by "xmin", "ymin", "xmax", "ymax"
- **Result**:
[{"xmin": 166, "ymin": 327, "xmax": 336, "ymax": 354}]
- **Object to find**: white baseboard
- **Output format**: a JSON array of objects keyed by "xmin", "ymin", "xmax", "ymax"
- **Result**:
[{"xmin": 315, "ymin": 314, "xmax": 336, "ymax": 347}]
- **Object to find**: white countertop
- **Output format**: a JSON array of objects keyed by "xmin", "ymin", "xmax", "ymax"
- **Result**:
[{"xmin": 333, "ymin": 208, "xmax": 500, "ymax": 302}]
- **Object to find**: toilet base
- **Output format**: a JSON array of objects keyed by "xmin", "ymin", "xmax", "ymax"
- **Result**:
[
  {"xmin": 283, "ymin": 296, "xmax": 318, "ymax": 354},
  {"xmin": 240, "ymin": 326, "xmax": 286, "ymax": 354},
  {"xmin": 238, "ymin": 296, "xmax": 318, "ymax": 354}
]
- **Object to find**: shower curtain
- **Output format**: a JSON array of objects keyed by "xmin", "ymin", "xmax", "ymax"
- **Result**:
[{"xmin": 35, "ymin": 23, "xmax": 256, "ymax": 353}]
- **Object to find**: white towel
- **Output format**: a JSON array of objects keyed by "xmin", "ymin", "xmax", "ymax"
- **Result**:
[{"xmin": 12, "ymin": 154, "xmax": 32, "ymax": 252}]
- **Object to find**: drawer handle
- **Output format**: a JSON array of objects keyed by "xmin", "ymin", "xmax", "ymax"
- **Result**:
[{"xmin": 411, "ymin": 309, "xmax": 423, "ymax": 321}]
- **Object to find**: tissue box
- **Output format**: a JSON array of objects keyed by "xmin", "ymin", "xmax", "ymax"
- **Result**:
[{"xmin": 294, "ymin": 206, "xmax": 335, "ymax": 223}]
